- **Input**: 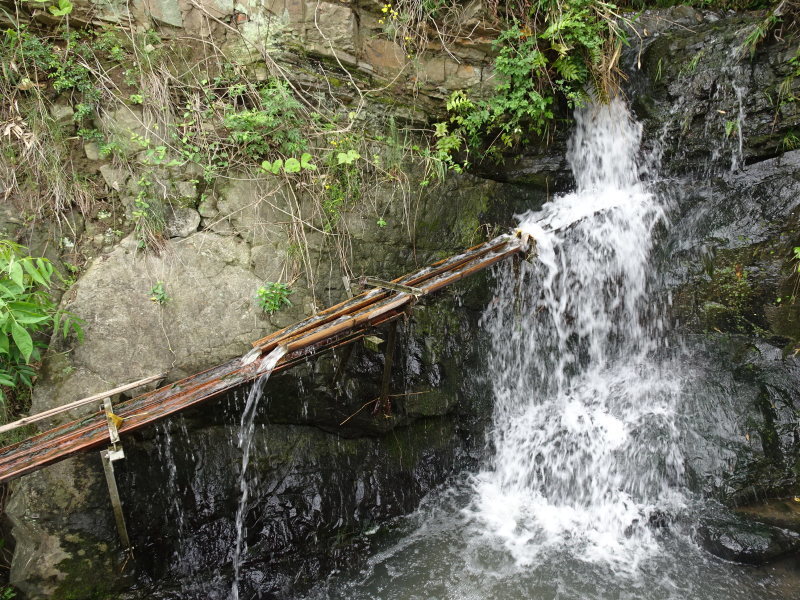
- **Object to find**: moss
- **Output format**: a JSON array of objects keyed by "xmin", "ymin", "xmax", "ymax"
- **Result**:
[
  {"xmin": 53, "ymin": 537, "xmax": 128, "ymax": 600},
  {"xmin": 383, "ymin": 418, "xmax": 455, "ymax": 469}
]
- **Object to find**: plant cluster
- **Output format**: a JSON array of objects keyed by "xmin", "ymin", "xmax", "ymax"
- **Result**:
[
  {"xmin": 255, "ymin": 282, "xmax": 293, "ymax": 314},
  {"xmin": 149, "ymin": 281, "xmax": 170, "ymax": 305},
  {"xmin": 377, "ymin": 0, "xmax": 473, "ymax": 59},
  {"xmin": 433, "ymin": 0, "xmax": 629, "ymax": 164},
  {"xmin": 0, "ymin": 23, "xmax": 133, "ymax": 218},
  {"xmin": 0, "ymin": 241, "xmax": 82, "ymax": 421}
]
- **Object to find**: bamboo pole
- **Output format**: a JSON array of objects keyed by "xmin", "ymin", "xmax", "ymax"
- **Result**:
[
  {"xmin": 0, "ymin": 234, "xmax": 527, "ymax": 483},
  {"xmin": 0, "ymin": 373, "xmax": 166, "ymax": 434}
]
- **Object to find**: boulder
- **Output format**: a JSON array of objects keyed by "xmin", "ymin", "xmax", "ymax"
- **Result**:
[{"xmin": 698, "ymin": 512, "xmax": 800, "ymax": 565}]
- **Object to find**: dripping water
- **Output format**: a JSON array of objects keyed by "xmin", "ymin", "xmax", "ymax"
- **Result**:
[{"xmin": 231, "ymin": 345, "xmax": 288, "ymax": 600}]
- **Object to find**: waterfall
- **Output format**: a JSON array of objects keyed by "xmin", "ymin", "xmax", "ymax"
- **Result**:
[
  {"xmin": 473, "ymin": 98, "xmax": 685, "ymax": 569},
  {"xmin": 231, "ymin": 345, "xmax": 288, "ymax": 600}
]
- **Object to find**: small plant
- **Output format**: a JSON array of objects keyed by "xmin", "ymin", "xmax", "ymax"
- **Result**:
[
  {"xmin": 782, "ymin": 131, "xmax": 800, "ymax": 151},
  {"xmin": 0, "ymin": 241, "xmax": 83, "ymax": 420},
  {"xmin": 743, "ymin": 9, "xmax": 782, "ymax": 57},
  {"xmin": 261, "ymin": 153, "xmax": 317, "ymax": 175},
  {"xmin": 48, "ymin": 0, "xmax": 74, "ymax": 17},
  {"xmin": 255, "ymin": 282, "xmax": 292, "ymax": 314},
  {"xmin": 149, "ymin": 281, "xmax": 170, "ymax": 304},
  {"xmin": 681, "ymin": 49, "xmax": 705, "ymax": 76},
  {"xmin": 131, "ymin": 175, "xmax": 166, "ymax": 249},
  {"xmin": 336, "ymin": 149, "xmax": 361, "ymax": 165}
]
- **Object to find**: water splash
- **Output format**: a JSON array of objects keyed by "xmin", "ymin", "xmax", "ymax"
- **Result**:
[
  {"xmin": 473, "ymin": 98, "xmax": 683, "ymax": 570},
  {"xmin": 231, "ymin": 345, "xmax": 288, "ymax": 600}
]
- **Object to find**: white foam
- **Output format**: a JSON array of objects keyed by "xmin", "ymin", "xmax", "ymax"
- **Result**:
[{"xmin": 473, "ymin": 98, "xmax": 682, "ymax": 570}]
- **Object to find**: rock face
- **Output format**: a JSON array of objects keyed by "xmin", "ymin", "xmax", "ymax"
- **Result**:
[
  {"xmin": 618, "ymin": 8, "xmax": 800, "ymax": 507},
  {"xmin": 58, "ymin": 0, "xmax": 496, "ymax": 113},
  {"xmin": 5, "ymin": 0, "xmax": 528, "ymax": 592}
]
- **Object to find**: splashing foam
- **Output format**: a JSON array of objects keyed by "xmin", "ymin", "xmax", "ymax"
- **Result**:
[{"xmin": 472, "ymin": 98, "xmax": 683, "ymax": 572}]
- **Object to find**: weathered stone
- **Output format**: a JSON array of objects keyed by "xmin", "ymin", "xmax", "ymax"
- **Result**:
[
  {"xmin": 698, "ymin": 512, "xmax": 800, "ymax": 565},
  {"xmin": 418, "ymin": 56, "xmax": 448, "ymax": 85},
  {"xmin": 98, "ymin": 106, "xmax": 156, "ymax": 156},
  {"xmin": 165, "ymin": 206, "xmax": 201, "ymax": 238},
  {"xmin": 203, "ymin": 215, "xmax": 235, "ymax": 234},
  {"xmin": 304, "ymin": 2, "xmax": 357, "ymax": 54},
  {"xmin": 215, "ymin": 178, "xmax": 291, "ymax": 244},
  {"xmin": 83, "ymin": 142, "xmax": 100, "ymax": 161},
  {"xmin": 29, "ymin": 231, "xmax": 265, "ymax": 414},
  {"xmin": 250, "ymin": 243, "xmax": 285, "ymax": 281},
  {"xmin": 361, "ymin": 37, "xmax": 407, "ymax": 75},
  {"xmin": 173, "ymin": 179, "xmax": 197, "ymax": 203},
  {"xmin": 49, "ymin": 102, "xmax": 74, "ymax": 125},
  {"xmin": 198, "ymin": 194, "xmax": 219, "ymax": 218},
  {"xmin": 98, "ymin": 164, "xmax": 128, "ymax": 191},
  {"xmin": 143, "ymin": 0, "xmax": 183, "ymax": 27}
]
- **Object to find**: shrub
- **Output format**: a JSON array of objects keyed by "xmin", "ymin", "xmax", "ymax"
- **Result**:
[
  {"xmin": 0, "ymin": 241, "xmax": 82, "ymax": 420},
  {"xmin": 255, "ymin": 282, "xmax": 293, "ymax": 314}
]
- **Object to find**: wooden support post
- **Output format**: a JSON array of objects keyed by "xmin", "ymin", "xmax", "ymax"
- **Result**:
[
  {"xmin": 375, "ymin": 321, "xmax": 398, "ymax": 416},
  {"xmin": 100, "ymin": 448, "xmax": 131, "ymax": 552},
  {"xmin": 100, "ymin": 398, "xmax": 132, "ymax": 553}
]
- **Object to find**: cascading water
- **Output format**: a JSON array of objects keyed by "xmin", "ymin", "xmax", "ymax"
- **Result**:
[
  {"xmin": 311, "ymin": 97, "xmax": 797, "ymax": 599},
  {"xmin": 231, "ymin": 345, "xmax": 288, "ymax": 600},
  {"xmin": 471, "ymin": 97, "xmax": 683, "ymax": 568}
]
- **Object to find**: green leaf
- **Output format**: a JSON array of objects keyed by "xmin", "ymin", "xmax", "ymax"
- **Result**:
[
  {"xmin": 10, "ymin": 322, "xmax": 33, "ymax": 362},
  {"xmin": 300, "ymin": 152, "xmax": 317, "ymax": 170},
  {"xmin": 8, "ymin": 262, "xmax": 23, "ymax": 290},
  {"xmin": 284, "ymin": 157, "xmax": 301, "ymax": 173},
  {"xmin": 22, "ymin": 259, "xmax": 48, "ymax": 287},
  {"xmin": 0, "ymin": 374, "xmax": 14, "ymax": 387},
  {"xmin": 49, "ymin": 0, "xmax": 73, "ymax": 16},
  {"xmin": 336, "ymin": 150, "xmax": 360, "ymax": 165},
  {"xmin": 17, "ymin": 369, "xmax": 32, "ymax": 387},
  {"xmin": 0, "ymin": 334, "xmax": 8, "ymax": 355},
  {"xmin": 14, "ymin": 314, "xmax": 50, "ymax": 325}
]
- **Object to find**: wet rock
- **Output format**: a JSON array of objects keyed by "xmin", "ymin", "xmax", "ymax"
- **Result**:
[
  {"xmin": 735, "ymin": 500, "xmax": 800, "ymax": 534},
  {"xmin": 698, "ymin": 513, "xmax": 800, "ymax": 565}
]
